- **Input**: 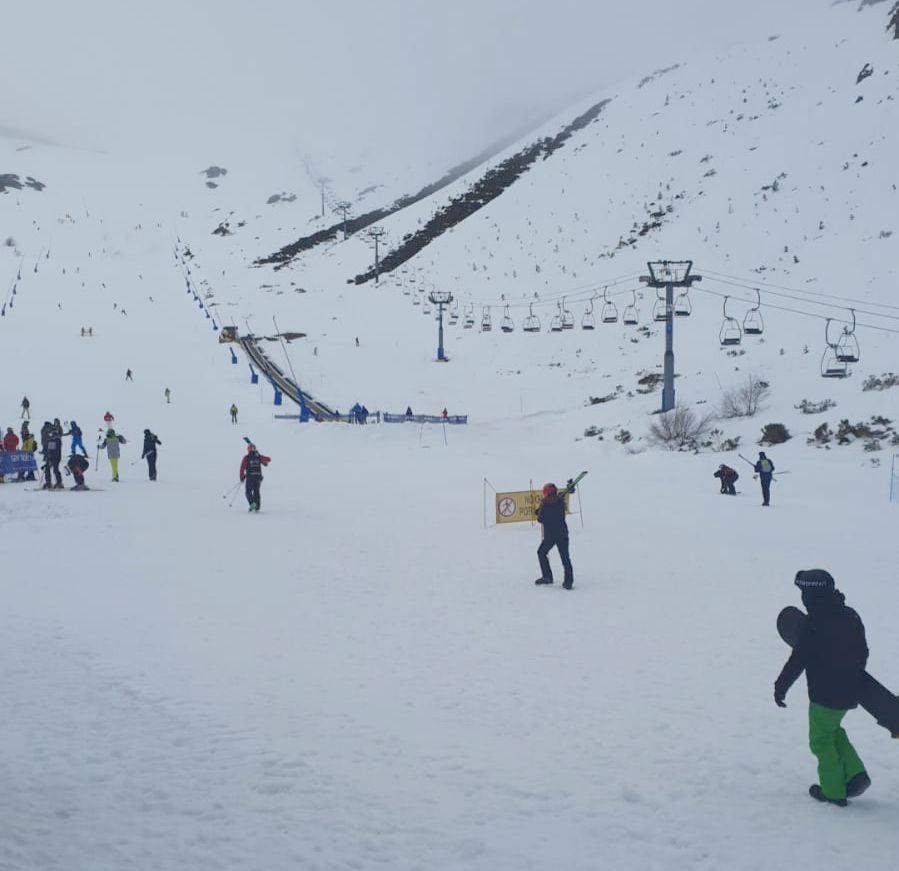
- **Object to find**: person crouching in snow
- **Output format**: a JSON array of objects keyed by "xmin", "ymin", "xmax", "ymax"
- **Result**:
[
  {"xmin": 534, "ymin": 483, "xmax": 574, "ymax": 589},
  {"xmin": 713, "ymin": 463, "xmax": 739, "ymax": 495},
  {"xmin": 774, "ymin": 569, "xmax": 871, "ymax": 806},
  {"xmin": 100, "ymin": 428, "xmax": 127, "ymax": 481},
  {"xmin": 67, "ymin": 454, "xmax": 90, "ymax": 490}
]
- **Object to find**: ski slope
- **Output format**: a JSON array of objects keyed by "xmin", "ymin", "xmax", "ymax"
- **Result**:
[{"xmin": 1, "ymin": 2, "xmax": 898, "ymax": 869}]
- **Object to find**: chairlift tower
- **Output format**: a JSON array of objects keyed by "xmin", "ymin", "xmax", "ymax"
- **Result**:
[
  {"xmin": 334, "ymin": 201, "xmax": 352, "ymax": 240},
  {"xmin": 640, "ymin": 260, "xmax": 702, "ymax": 412},
  {"xmin": 429, "ymin": 290, "xmax": 453, "ymax": 361},
  {"xmin": 367, "ymin": 226, "xmax": 387, "ymax": 284}
]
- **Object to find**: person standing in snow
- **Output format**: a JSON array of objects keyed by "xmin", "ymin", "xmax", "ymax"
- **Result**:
[
  {"xmin": 41, "ymin": 419, "xmax": 64, "ymax": 489},
  {"xmin": 713, "ymin": 463, "xmax": 739, "ymax": 495},
  {"xmin": 63, "ymin": 420, "xmax": 88, "ymax": 456},
  {"xmin": 534, "ymin": 482, "xmax": 574, "ymax": 589},
  {"xmin": 141, "ymin": 429, "xmax": 161, "ymax": 481},
  {"xmin": 2, "ymin": 427, "xmax": 18, "ymax": 453},
  {"xmin": 125, "ymin": 368, "xmax": 133, "ymax": 381},
  {"xmin": 754, "ymin": 451, "xmax": 775, "ymax": 506},
  {"xmin": 20, "ymin": 396, "xmax": 30, "ymax": 419},
  {"xmin": 100, "ymin": 428, "xmax": 127, "ymax": 482},
  {"xmin": 103, "ymin": 410, "xmax": 115, "ymax": 426},
  {"xmin": 230, "ymin": 403, "xmax": 238, "ymax": 424},
  {"xmin": 774, "ymin": 570, "xmax": 871, "ymax": 806},
  {"xmin": 239, "ymin": 443, "xmax": 270, "ymax": 512},
  {"xmin": 164, "ymin": 387, "xmax": 171, "ymax": 404},
  {"xmin": 20, "ymin": 430, "xmax": 37, "ymax": 481}
]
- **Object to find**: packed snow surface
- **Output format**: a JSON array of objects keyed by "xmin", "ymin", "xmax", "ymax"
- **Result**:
[{"xmin": 1, "ymin": 2, "xmax": 897, "ymax": 869}]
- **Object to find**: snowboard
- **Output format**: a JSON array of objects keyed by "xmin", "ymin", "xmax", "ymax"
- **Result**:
[
  {"xmin": 29, "ymin": 487, "xmax": 104, "ymax": 492},
  {"xmin": 777, "ymin": 605, "xmax": 899, "ymax": 739}
]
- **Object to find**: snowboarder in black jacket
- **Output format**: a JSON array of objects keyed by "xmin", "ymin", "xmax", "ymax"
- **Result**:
[
  {"xmin": 713, "ymin": 464, "xmax": 739, "ymax": 495},
  {"xmin": 774, "ymin": 569, "xmax": 870, "ymax": 806},
  {"xmin": 66, "ymin": 453, "xmax": 90, "ymax": 490},
  {"xmin": 534, "ymin": 482, "xmax": 574, "ymax": 589},
  {"xmin": 141, "ymin": 429, "xmax": 161, "ymax": 481}
]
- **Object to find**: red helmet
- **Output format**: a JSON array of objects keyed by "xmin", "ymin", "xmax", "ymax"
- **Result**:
[{"xmin": 542, "ymin": 483, "xmax": 557, "ymax": 497}]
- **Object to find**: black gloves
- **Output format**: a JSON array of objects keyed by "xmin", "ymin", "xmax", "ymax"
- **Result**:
[{"xmin": 774, "ymin": 690, "xmax": 786, "ymax": 708}]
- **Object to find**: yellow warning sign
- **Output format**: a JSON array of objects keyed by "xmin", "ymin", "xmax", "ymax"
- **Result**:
[{"xmin": 495, "ymin": 490, "xmax": 569, "ymax": 524}]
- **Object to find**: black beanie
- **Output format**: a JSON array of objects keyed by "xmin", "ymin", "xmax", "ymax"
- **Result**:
[{"xmin": 795, "ymin": 569, "xmax": 835, "ymax": 592}]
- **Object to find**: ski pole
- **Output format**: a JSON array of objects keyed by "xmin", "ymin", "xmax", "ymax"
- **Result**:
[
  {"xmin": 222, "ymin": 480, "xmax": 241, "ymax": 500},
  {"xmin": 227, "ymin": 483, "xmax": 242, "ymax": 509}
]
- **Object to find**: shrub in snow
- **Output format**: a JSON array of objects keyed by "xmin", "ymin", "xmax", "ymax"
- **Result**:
[
  {"xmin": 809, "ymin": 422, "xmax": 832, "ymax": 446},
  {"xmin": 861, "ymin": 373, "xmax": 899, "ymax": 391},
  {"xmin": 706, "ymin": 428, "xmax": 741, "ymax": 452},
  {"xmin": 759, "ymin": 423, "xmax": 791, "ymax": 445},
  {"xmin": 795, "ymin": 398, "xmax": 836, "ymax": 414},
  {"xmin": 648, "ymin": 406, "xmax": 713, "ymax": 451},
  {"xmin": 615, "ymin": 429, "xmax": 633, "ymax": 445},
  {"xmin": 718, "ymin": 374, "xmax": 770, "ymax": 418},
  {"xmin": 3, "ymin": 236, "xmax": 15, "ymax": 247}
]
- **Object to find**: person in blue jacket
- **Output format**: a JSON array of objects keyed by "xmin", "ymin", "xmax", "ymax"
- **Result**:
[
  {"xmin": 64, "ymin": 420, "xmax": 88, "ymax": 456},
  {"xmin": 754, "ymin": 451, "xmax": 775, "ymax": 506}
]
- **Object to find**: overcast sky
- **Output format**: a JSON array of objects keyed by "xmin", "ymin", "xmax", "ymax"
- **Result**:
[{"xmin": 3, "ymin": 0, "xmax": 825, "ymax": 169}]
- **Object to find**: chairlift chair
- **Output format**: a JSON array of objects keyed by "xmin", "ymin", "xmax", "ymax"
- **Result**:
[
  {"xmin": 550, "ymin": 302, "xmax": 563, "ymax": 332},
  {"xmin": 652, "ymin": 289, "xmax": 668, "ymax": 322},
  {"xmin": 501, "ymin": 304, "xmax": 515, "ymax": 333},
  {"xmin": 561, "ymin": 298, "xmax": 575, "ymax": 330},
  {"xmin": 719, "ymin": 296, "xmax": 742, "ymax": 346},
  {"xmin": 835, "ymin": 309, "xmax": 860, "ymax": 362},
  {"xmin": 581, "ymin": 297, "xmax": 595, "ymax": 330},
  {"xmin": 481, "ymin": 306, "xmax": 492, "ymax": 332},
  {"xmin": 523, "ymin": 303, "xmax": 541, "ymax": 333},
  {"xmin": 463, "ymin": 304, "xmax": 475, "ymax": 328},
  {"xmin": 674, "ymin": 289, "xmax": 692, "ymax": 317},
  {"xmin": 742, "ymin": 289, "xmax": 764, "ymax": 335},
  {"xmin": 601, "ymin": 287, "xmax": 618, "ymax": 323},
  {"xmin": 623, "ymin": 290, "xmax": 639, "ymax": 325},
  {"xmin": 821, "ymin": 318, "xmax": 850, "ymax": 377}
]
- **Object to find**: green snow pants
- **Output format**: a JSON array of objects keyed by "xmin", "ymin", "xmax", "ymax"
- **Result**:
[{"xmin": 808, "ymin": 702, "xmax": 865, "ymax": 801}]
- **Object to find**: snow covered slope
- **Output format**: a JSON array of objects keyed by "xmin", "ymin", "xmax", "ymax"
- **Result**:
[{"xmin": 1, "ymin": 3, "xmax": 898, "ymax": 870}]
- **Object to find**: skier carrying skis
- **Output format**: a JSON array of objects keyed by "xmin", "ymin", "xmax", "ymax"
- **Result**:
[
  {"xmin": 141, "ymin": 429, "xmax": 161, "ymax": 481},
  {"xmin": 774, "ymin": 569, "xmax": 871, "ymax": 806},
  {"xmin": 754, "ymin": 451, "xmax": 775, "ymax": 506},
  {"xmin": 66, "ymin": 453, "xmax": 90, "ymax": 490},
  {"xmin": 63, "ymin": 420, "xmax": 88, "ymax": 456},
  {"xmin": 534, "ymin": 482, "xmax": 574, "ymax": 589},
  {"xmin": 239, "ymin": 443, "xmax": 270, "ymax": 512},
  {"xmin": 100, "ymin": 428, "xmax": 127, "ymax": 482}
]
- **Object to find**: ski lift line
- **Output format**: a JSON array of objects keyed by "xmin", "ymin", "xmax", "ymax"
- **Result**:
[
  {"xmin": 699, "ymin": 269, "xmax": 899, "ymax": 317},
  {"xmin": 451, "ymin": 281, "xmax": 646, "ymax": 314},
  {"xmin": 701, "ymin": 276, "xmax": 899, "ymax": 325},
  {"xmin": 691, "ymin": 284, "xmax": 899, "ymax": 335},
  {"xmin": 448, "ymin": 271, "xmax": 646, "ymax": 309}
]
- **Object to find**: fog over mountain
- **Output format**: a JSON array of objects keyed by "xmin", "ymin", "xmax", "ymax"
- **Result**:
[{"xmin": 4, "ymin": 0, "xmax": 826, "ymax": 170}]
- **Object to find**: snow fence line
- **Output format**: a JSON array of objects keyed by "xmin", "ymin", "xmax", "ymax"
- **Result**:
[{"xmin": 383, "ymin": 414, "xmax": 468, "ymax": 425}]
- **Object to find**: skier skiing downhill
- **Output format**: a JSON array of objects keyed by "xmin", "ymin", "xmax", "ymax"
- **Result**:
[
  {"xmin": 774, "ymin": 570, "xmax": 871, "ymax": 806},
  {"xmin": 534, "ymin": 482, "xmax": 574, "ymax": 589},
  {"xmin": 239, "ymin": 443, "xmax": 270, "ymax": 512}
]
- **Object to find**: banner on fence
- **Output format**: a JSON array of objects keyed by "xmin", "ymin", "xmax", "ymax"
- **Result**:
[
  {"xmin": 495, "ymin": 489, "xmax": 569, "ymax": 524},
  {"xmin": 0, "ymin": 450, "xmax": 38, "ymax": 476}
]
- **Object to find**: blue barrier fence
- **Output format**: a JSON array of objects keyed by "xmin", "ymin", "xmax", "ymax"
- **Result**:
[
  {"xmin": 0, "ymin": 451, "xmax": 38, "ymax": 475},
  {"xmin": 383, "ymin": 414, "xmax": 468, "ymax": 425}
]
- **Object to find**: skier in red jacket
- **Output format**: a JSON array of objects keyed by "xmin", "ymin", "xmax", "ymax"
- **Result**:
[{"xmin": 239, "ymin": 444, "xmax": 271, "ymax": 512}]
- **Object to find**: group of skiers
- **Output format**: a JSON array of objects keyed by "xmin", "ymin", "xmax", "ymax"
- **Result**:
[
  {"xmin": 713, "ymin": 451, "xmax": 776, "ymax": 505},
  {"xmin": 2, "ymin": 399, "xmax": 162, "ymax": 489}
]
